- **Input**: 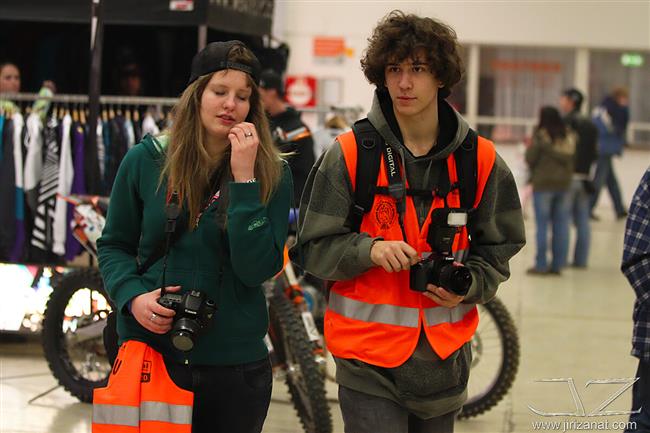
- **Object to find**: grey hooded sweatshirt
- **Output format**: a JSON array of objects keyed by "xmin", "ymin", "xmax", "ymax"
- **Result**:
[{"xmin": 297, "ymin": 90, "xmax": 525, "ymax": 418}]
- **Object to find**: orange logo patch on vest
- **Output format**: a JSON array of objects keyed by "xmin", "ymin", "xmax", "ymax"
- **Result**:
[
  {"xmin": 375, "ymin": 199, "xmax": 396, "ymax": 229},
  {"xmin": 141, "ymin": 360, "xmax": 152, "ymax": 383}
]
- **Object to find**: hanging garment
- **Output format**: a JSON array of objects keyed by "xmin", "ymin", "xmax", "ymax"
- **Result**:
[
  {"xmin": 102, "ymin": 118, "xmax": 111, "ymax": 194},
  {"xmin": 96, "ymin": 120, "xmax": 105, "ymax": 181},
  {"xmin": 142, "ymin": 112, "xmax": 160, "ymax": 137},
  {"xmin": 64, "ymin": 123, "xmax": 86, "ymax": 261},
  {"xmin": 0, "ymin": 118, "xmax": 16, "ymax": 260},
  {"xmin": 52, "ymin": 114, "xmax": 73, "ymax": 256},
  {"xmin": 125, "ymin": 117, "xmax": 136, "ymax": 150},
  {"xmin": 10, "ymin": 113, "xmax": 25, "ymax": 262},
  {"xmin": 23, "ymin": 112, "xmax": 45, "ymax": 213},
  {"xmin": 0, "ymin": 113, "xmax": 4, "ymax": 163},
  {"xmin": 31, "ymin": 115, "xmax": 60, "ymax": 253}
]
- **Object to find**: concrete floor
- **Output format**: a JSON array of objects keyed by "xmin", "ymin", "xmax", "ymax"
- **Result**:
[{"xmin": 1, "ymin": 146, "xmax": 648, "ymax": 433}]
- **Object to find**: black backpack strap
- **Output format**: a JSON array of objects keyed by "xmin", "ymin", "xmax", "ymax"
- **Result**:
[
  {"xmin": 350, "ymin": 119, "xmax": 383, "ymax": 233},
  {"xmin": 454, "ymin": 129, "xmax": 479, "ymax": 211}
]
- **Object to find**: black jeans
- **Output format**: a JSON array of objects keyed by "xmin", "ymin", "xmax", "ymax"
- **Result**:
[
  {"xmin": 626, "ymin": 359, "xmax": 650, "ymax": 433},
  {"xmin": 338, "ymin": 386, "xmax": 456, "ymax": 433},
  {"xmin": 165, "ymin": 356, "xmax": 273, "ymax": 433}
]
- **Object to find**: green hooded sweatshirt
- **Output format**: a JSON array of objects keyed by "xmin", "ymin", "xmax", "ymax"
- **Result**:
[
  {"xmin": 297, "ymin": 90, "xmax": 526, "ymax": 418},
  {"xmin": 97, "ymin": 134, "xmax": 292, "ymax": 365}
]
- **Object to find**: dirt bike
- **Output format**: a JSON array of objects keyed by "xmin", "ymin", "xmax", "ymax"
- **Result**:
[{"xmin": 41, "ymin": 195, "xmax": 333, "ymax": 433}]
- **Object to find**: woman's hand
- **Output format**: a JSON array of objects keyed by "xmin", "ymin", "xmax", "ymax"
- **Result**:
[
  {"xmin": 229, "ymin": 122, "xmax": 259, "ymax": 182},
  {"xmin": 131, "ymin": 286, "xmax": 180, "ymax": 334}
]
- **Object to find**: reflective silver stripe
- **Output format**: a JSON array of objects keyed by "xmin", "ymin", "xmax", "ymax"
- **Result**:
[
  {"xmin": 453, "ymin": 248, "xmax": 469, "ymax": 263},
  {"xmin": 286, "ymin": 126, "xmax": 308, "ymax": 140},
  {"xmin": 93, "ymin": 404, "xmax": 139, "ymax": 427},
  {"xmin": 329, "ymin": 291, "xmax": 419, "ymax": 327},
  {"xmin": 423, "ymin": 303, "xmax": 475, "ymax": 327},
  {"xmin": 93, "ymin": 402, "xmax": 192, "ymax": 426},
  {"xmin": 141, "ymin": 401, "xmax": 193, "ymax": 425}
]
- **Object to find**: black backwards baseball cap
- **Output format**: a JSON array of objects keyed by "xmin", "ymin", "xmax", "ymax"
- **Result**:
[
  {"xmin": 562, "ymin": 88, "xmax": 584, "ymax": 110},
  {"xmin": 188, "ymin": 40, "xmax": 261, "ymax": 86},
  {"xmin": 259, "ymin": 69, "xmax": 285, "ymax": 96}
]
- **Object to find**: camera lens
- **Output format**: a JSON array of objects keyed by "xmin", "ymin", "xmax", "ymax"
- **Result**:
[
  {"xmin": 171, "ymin": 318, "xmax": 199, "ymax": 352},
  {"xmin": 171, "ymin": 331, "xmax": 194, "ymax": 352},
  {"xmin": 439, "ymin": 265, "xmax": 472, "ymax": 296}
]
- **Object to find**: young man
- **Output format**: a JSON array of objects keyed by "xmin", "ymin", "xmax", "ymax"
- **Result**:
[
  {"xmin": 590, "ymin": 87, "xmax": 630, "ymax": 220},
  {"xmin": 259, "ymin": 69, "xmax": 315, "ymax": 204},
  {"xmin": 559, "ymin": 88, "xmax": 598, "ymax": 268},
  {"xmin": 622, "ymin": 167, "xmax": 650, "ymax": 433},
  {"xmin": 297, "ymin": 11, "xmax": 525, "ymax": 432}
]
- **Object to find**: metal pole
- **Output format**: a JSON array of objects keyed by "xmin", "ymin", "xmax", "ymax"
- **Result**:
[{"xmin": 87, "ymin": 0, "xmax": 104, "ymax": 194}]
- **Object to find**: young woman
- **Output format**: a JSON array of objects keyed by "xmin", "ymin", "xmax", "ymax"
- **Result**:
[
  {"xmin": 526, "ymin": 106, "xmax": 576, "ymax": 275},
  {"xmin": 96, "ymin": 40, "xmax": 292, "ymax": 433}
]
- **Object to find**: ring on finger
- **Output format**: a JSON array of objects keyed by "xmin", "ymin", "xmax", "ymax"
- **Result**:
[
  {"xmin": 150, "ymin": 312, "xmax": 157, "ymax": 322},
  {"xmin": 244, "ymin": 131, "xmax": 253, "ymax": 137}
]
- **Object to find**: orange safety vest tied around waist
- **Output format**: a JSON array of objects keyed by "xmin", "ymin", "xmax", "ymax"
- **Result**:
[
  {"xmin": 93, "ymin": 340, "xmax": 193, "ymax": 433},
  {"xmin": 325, "ymin": 130, "xmax": 496, "ymax": 367}
]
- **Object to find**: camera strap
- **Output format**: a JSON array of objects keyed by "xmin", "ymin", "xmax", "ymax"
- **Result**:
[
  {"xmin": 381, "ymin": 140, "xmax": 410, "ymax": 241},
  {"xmin": 160, "ymin": 190, "xmax": 181, "ymax": 297}
]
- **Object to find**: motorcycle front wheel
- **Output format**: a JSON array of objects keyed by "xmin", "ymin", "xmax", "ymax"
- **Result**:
[
  {"xmin": 41, "ymin": 268, "xmax": 112, "ymax": 403},
  {"xmin": 459, "ymin": 296, "xmax": 520, "ymax": 419},
  {"xmin": 268, "ymin": 290, "xmax": 332, "ymax": 433}
]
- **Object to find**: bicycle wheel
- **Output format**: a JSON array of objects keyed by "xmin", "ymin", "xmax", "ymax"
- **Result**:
[
  {"xmin": 268, "ymin": 290, "xmax": 332, "ymax": 433},
  {"xmin": 41, "ymin": 268, "xmax": 113, "ymax": 402},
  {"xmin": 458, "ymin": 296, "xmax": 520, "ymax": 419}
]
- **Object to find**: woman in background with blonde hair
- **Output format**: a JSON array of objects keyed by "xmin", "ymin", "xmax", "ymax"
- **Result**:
[{"xmin": 96, "ymin": 40, "xmax": 292, "ymax": 432}]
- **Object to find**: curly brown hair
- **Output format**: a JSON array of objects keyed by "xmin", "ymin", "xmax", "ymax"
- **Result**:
[{"xmin": 361, "ymin": 10, "xmax": 464, "ymax": 97}]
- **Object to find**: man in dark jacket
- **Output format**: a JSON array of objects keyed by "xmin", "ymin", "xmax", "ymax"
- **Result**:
[
  {"xmin": 559, "ymin": 88, "xmax": 598, "ymax": 267},
  {"xmin": 259, "ymin": 69, "xmax": 315, "ymax": 204}
]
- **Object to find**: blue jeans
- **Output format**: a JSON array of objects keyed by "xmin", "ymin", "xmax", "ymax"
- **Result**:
[
  {"xmin": 533, "ymin": 190, "xmax": 571, "ymax": 272},
  {"xmin": 625, "ymin": 359, "xmax": 650, "ymax": 432},
  {"xmin": 569, "ymin": 180, "xmax": 591, "ymax": 267},
  {"xmin": 590, "ymin": 154, "xmax": 626, "ymax": 216},
  {"xmin": 338, "ymin": 386, "xmax": 456, "ymax": 433}
]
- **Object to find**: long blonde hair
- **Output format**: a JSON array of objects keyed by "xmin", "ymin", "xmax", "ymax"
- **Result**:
[{"xmin": 160, "ymin": 44, "xmax": 282, "ymax": 228}]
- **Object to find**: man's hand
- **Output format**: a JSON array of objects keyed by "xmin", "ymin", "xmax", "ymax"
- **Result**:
[
  {"xmin": 370, "ymin": 240, "xmax": 419, "ymax": 273},
  {"xmin": 131, "ymin": 286, "xmax": 180, "ymax": 334},
  {"xmin": 423, "ymin": 284, "xmax": 464, "ymax": 308}
]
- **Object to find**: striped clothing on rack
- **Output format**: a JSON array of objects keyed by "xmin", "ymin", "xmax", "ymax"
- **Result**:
[{"xmin": 31, "ymin": 115, "xmax": 60, "ymax": 252}]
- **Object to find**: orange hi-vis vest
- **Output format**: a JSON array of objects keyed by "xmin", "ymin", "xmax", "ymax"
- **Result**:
[
  {"xmin": 324, "ymin": 130, "xmax": 496, "ymax": 367},
  {"xmin": 93, "ymin": 340, "xmax": 193, "ymax": 433}
]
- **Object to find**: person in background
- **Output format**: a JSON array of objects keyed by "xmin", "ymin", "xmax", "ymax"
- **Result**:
[
  {"xmin": 526, "ymin": 106, "xmax": 576, "ymax": 275},
  {"xmin": 590, "ymin": 87, "xmax": 629, "ymax": 220},
  {"xmin": 0, "ymin": 61, "xmax": 56, "ymax": 117},
  {"xmin": 96, "ymin": 40, "xmax": 292, "ymax": 433},
  {"xmin": 622, "ymin": 166, "xmax": 650, "ymax": 433},
  {"xmin": 312, "ymin": 113, "xmax": 349, "ymax": 159},
  {"xmin": 117, "ymin": 62, "xmax": 143, "ymax": 97},
  {"xmin": 259, "ymin": 69, "xmax": 315, "ymax": 204},
  {"xmin": 297, "ymin": 10, "xmax": 525, "ymax": 433},
  {"xmin": 559, "ymin": 88, "xmax": 598, "ymax": 268}
]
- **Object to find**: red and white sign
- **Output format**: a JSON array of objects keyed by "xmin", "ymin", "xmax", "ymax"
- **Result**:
[{"xmin": 285, "ymin": 76, "xmax": 317, "ymax": 108}]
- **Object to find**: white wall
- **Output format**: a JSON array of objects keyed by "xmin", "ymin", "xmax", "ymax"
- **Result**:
[{"xmin": 273, "ymin": 1, "xmax": 650, "ymax": 113}]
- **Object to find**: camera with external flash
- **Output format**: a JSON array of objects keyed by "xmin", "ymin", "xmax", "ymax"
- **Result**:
[
  {"xmin": 158, "ymin": 290, "xmax": 216, "ymax": 352},
  {"xmin": 410, "ymin": 209, "xmax": 472, "ymax": 296}
]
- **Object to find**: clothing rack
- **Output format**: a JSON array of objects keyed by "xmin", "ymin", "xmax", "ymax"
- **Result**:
[{"xmin": 0, "ymin": 92, "xmax": 178, "ymax": 106}]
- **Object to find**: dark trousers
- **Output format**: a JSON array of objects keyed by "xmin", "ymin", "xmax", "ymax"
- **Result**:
[
  {"xmin": 165, "ymin": 357, "xmax": 273, "ymax": 433},
  {"xmin": 338, "ymin": 385, "xmax": 456, "ymax": 433},
  {"xmin": 626, "ymin": 359, "xmax": 650, "ymax": 433}
]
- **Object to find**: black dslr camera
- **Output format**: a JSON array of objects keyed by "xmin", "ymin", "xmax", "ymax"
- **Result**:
[
  {"xmin": 158, "ymin": 290, "xmax": 217, "ymax": 352},
  {"xmin": 410, "ymin": 209, "xmax": 472, "ymax": 296}
]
